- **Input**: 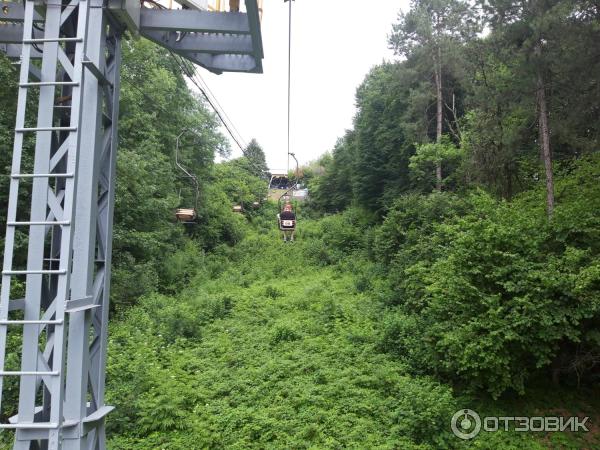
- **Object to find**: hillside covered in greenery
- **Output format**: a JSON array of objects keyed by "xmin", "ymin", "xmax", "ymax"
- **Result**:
[
  {"xmin": 103, "ymin": 184, "xmax": 600, "ymax": 449},
  {"xmin": 1, "ymin": 0, "xmax": 600, "ymax": 448}
]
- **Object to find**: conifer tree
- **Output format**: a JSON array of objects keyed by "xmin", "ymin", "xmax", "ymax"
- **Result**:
[{"xmin": 390, "ymin": 0, "xmax": 478, "ymax": 190}]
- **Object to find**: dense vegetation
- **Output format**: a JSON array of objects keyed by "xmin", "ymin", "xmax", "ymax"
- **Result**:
[
  {"xmin": 104, "ymin": 194, "xmax": 600, "ymax": 448},
  {"xmin": 0, "ymin": 38, "xmax": 269, "ymax": 311},
  {"xmin": 305, "ymin": 0, "xmax": 600, "ymax": 396},
  {"xmin": 1, "ymin": 0, "xmax": 600, "ymax": 448},
  {"xmin": 309, "ymin": 0, "xmax": 600, "ymax": 213},
  {"xmin": 0, "ymin": 36, "xmax": 268, "ymax": 447}
]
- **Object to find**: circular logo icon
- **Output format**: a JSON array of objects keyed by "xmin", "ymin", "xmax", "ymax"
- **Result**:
[{"xmin": 451, "ymin": 409, "xmax": 481, "ymax": 440}]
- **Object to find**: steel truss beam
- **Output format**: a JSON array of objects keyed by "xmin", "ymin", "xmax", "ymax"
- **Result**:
[
  {"xmin": 176, "ymin": 51, "xmax": 259, "ymax": 72},
  {"xmin": 142, "ymin": 30, "xmax": 254, "ymax": 55},
  {"xmin": 0, "ymin": 23, "xmax": 26, "ymax": 43},
  {"xmin": 1, "ymin": 1, "xmax": 264, "ymax": 74},
  {"xmin": 0, "ymin": 2, "xmax": 43, "ymax": 22},
  {"xmin": 140, "ymin": 8, "xmax": 250, "ymax": 33},
  {"xmin": 0, "ymin": 43, "xmax": 42, "ymax": 59},
  {"xmin": 140, "ymin": 0, "xmax": 263, "ymax": 73}
]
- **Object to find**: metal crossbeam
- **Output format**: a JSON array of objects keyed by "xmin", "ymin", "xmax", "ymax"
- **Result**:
[
  {"xmin": 140, "ymin": 9, "xmax": 250, "ymax": 34},
  {"xmin": 0, "ymin": 23, "xmax": 25, "ymax": 43},
  {"xmin": 0, "ymin": 2, "xmax": 43, "ymax": 22},
  {"xmin": 245, "ymin": 0, "xmax": 263, "ymax": 59},
  {"xmin": 0, "ymin": 43, "xmax": 42, "ymax": 58},
  {"xmin": 142, "ymin": 30, "xmax": 254, "ymax": 54},
  {"xmin": 181, "ymin": 51, "xmax": 260, "ymax": 72},
  {"xmin": 137, "ymin": 4, "xmax": 263, "ymax": 73},
  {"xmin": 1, "ymin": 3, "xmax": 264, "ymax": 74}
]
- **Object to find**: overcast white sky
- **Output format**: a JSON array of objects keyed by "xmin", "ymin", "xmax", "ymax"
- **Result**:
[{"xmin": 195, "ymin": 1, "xmax": 409, "ymax": 171}]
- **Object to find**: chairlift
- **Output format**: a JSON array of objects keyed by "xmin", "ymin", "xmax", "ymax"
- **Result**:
[
  {"xmin": 277, "ymin": 197, "xmax": 296, "ymax": 239},
  {"xmin": 175, "ymin": 208, "xmax": 196, "ymax": 222},
  {"xmin": 277, "ymin": 197, "xmax": 297, "ymax": 233},
  {"xmin": 278, "ymin": 212, "xmax": 296, "ymax": 232},
  {"xmin": 174, "ymin": 129, "xmax": 200, "ymax": 223}
]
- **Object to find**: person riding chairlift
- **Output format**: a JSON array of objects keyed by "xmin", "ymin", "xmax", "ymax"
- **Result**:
[{"xmin": 278, "ymin": 203, "xmax": 296, "ymax": 242}]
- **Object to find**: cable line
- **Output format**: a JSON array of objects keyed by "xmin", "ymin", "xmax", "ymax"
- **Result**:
[
  {"xmin": 285, "ymin": 0, "xmax": 293, "ymax": 173},
  {"xmin": 139, "ymin": 0, "xmax": 262, "ymax": 173},
  {"xmin": 170, "ymin": 52, "xmax": 248, "ymax": 153},
  {"xmin": 194, "ymin": 69, "xmax": 248, "ymax": 149},
  {"xmin": 121, "ymin": 75, "xmax": 264, "ymax": 175}
]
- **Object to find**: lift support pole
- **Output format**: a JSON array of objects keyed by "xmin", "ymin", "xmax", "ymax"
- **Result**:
[{"xmin": 0, "ymin": 1, "xmax": 263, "ymax": 449}]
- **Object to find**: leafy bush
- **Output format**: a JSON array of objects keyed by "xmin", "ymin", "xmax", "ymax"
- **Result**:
[
  {"xmin": 264, "ymin": 285, "xmax": 284, "ymax": 299},
  {"xmin": 373, "ymin": 192, "xmax": 467, "ymax": 265},
  {"xmin": 380, "ymin": 158, "xmax": 600, "ymax": 396},
  {"xmin": 270, "ymin": 321, "xmax": 301, "ymax": 344},
  {"xmin": 390, "ymin": 376, "xmax": 457, "ymax": 447},
  {"xmin": 160, "ymin": 241, "xmax": 205, "ymax": 294},
  {"xmin": 298, "ymin": 208, "xmax": 373, "ymax": 265}
]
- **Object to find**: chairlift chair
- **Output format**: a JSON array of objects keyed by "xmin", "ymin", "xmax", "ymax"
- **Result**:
[
  {"xmin": 277, "ymin": 188, "xmax": 297, "ymax": 232},
  {"xmin": 278, "ymin": 215, "xmax": 296, "ymax": 232},
  {"xmin": 175, "ymin": 208, "xmax": 197, "ymax": 222},
  {"xmin": 174, "ymin": 129, "xmax": 200, "ymax": 223}
]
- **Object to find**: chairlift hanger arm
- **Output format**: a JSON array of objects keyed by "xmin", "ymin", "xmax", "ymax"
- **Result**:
[
  {"xmin": 175, "ymin": 129, "xmax": 199, "ymax": 179},
  {"xmin": 277, "ymin": 152, "xmax": 299, "ymax": 209},
  {"xmin": 176, "ymin": 128, "xmax": 201, "ymax": 210}
]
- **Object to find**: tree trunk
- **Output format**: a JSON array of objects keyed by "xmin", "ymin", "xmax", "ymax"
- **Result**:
[
  {"xmin": 434, "ymin": 161, "xmax": 443, "ymax": 191},
  {"xmin": 434, "ymin": 46, "xmax": 443, "ymax": 191},
  {"xmin": 551, "ymin": 350, "xmax": 564, "ymax": 387},
  {"xmin": 535, "ymin": 43, "xmax": 554, "ymax": 218}
]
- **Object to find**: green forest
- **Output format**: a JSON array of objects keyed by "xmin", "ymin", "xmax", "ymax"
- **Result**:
[{"xmin": 2, "ymin": 0, "xmax": 600, "ymax": 448}]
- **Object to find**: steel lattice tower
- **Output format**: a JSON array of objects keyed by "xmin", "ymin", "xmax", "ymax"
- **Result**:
[{"xmin": 0, "ymin": 1, "xmax": 263, "ymax": 448}]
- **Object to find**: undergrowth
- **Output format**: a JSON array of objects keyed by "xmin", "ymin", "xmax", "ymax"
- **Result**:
[{"xmin": 104, "ymin": 191, "xmax": 600, "ymax": 449}]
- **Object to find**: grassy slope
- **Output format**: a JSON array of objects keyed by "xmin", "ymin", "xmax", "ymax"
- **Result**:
[{"xmin": 105, "ymin": 213, "xmax": 600, "ymax": 450}]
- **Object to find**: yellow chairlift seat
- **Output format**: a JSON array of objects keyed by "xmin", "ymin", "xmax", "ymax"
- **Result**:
[
  {"xmin": 175, "ymin": 208, "xmax": 197, "ymax": 222},
  {"xmin": 232, "ymin": 205, "xmax": 244, "ymax": 213}
]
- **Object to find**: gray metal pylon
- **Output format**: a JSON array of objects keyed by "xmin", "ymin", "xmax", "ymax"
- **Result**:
[
  {"xmin": 0, "ymin": 1, "xmax": 264, "ymax": 448},
  {"xmin": 1, "ymin": 0, "xmax": 83, "ymax": 444},
  {"xmin": 0, "ymin": 0, "xmax": 121, "ymax": 448},
  {"xmin": 62, "ymin": 2, "xmax": 122, "ymax": 448}
]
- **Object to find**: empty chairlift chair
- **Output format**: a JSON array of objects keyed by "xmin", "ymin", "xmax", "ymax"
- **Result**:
[
  {"xmin": 175, "ymin": 207, "xmax": 197, "ymax": 222},
  {"xmin": 174, "ymin": 129, "xmax": 200, "ymax": 223}
]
